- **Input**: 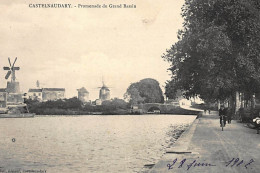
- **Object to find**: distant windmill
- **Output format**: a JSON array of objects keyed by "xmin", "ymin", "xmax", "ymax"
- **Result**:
[
  {"xmin": 3, "ymin": 57, "xmax": 20, "ymax": 82},
  {"xmin": 96, "ymin": 77, "xmax": 112, "ymax": 101}
]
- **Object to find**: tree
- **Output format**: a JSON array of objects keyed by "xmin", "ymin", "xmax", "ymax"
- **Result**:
[
  {"xmin": 102, "ymin": 98, "xmax": 129, "ymax": 109},
  {"xmin": 164, "ymin": 79, "xmax": 178, "ymax": 100},
  {"xmin": 110, "ymin": 98, "xmax": 129, "ymax": 109},
  {"xmin": 64, "ymin": 97, "xmax": 82, "ymax": 109},
  {"xmin": 124, "ymin": 78, "xmax": 164, "ymax": 104},
  {"xmin": 163, "ymin": 0, "xmax": 260, "ymax": 104}
]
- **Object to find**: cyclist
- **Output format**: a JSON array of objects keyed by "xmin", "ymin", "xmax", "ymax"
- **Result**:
[{"xmin": 219, "ymin": 105, "xmax": 226, "ymax": 127}]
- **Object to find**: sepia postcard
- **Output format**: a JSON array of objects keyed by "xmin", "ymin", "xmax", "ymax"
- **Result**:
[{"xmin": 0, "ymin": 0, "xmax": 259, "ymax": 173}]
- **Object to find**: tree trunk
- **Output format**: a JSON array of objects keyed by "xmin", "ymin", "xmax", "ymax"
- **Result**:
[
  {"xmin": 235, "ymin": 91, "xmax": 240, "ymax": 113},
  {"xmin": 217, "ymin": 100, "xmax": 220, "ymax": 110},
  {"xmin": 251, "ymin": 94, "xmax": 256, "ymax": 109}
]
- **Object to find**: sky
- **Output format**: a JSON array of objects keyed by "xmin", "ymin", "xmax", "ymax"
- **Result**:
[{"xmin": 0, "ymin": 0, "xmax": 184, "ymax": 100}]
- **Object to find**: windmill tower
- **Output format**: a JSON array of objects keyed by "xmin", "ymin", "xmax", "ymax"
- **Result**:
[
  {"xmin": 98, "ymin": 78, "xmax": 110, "ymax": 101},
  {"xmin": 77, "ymin": 87, "xmax": 89, "ymax": 103},
  {"xmin": 3, "ymin": 57, "xmax": 23, "ymax": 104}
]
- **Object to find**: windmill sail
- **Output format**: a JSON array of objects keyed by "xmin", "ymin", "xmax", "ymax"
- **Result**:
[
  {"xmin": 4, "ymin": 57, "xmax": 20, "ymax": 81},
  {"xmin": 12, "ymin": 57, "xmax": 17, "ymax": 67},
  {"xmin": 13, "ymin": 67, "xmax": 20, "ymax": 70},
  {"xmin": 3, "ymin": 67, "xmax": 10, "ymax": 70},
  {"xmin": 8, "ymin": 57, "xmax": 12, "ymax": 66},
  {"xmin": 5, "ymin": 71, "xmax": 11, "ymax": 79}
]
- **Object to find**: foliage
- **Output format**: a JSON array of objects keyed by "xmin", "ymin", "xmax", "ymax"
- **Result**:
[
  {"xmin": 124, "ymin": 78, "xmax": 164, "ymax": 104},
  {"xmin": 102, "ymin": 98, "xmax": 129, "ymax": 109},
  {"xmin": 25, "ymin": 97, "xmax": 82, "ymax": 114},
  {"xmin": 25, "ymin": 97, "xmax": 130, "ymax": 115},
  {"xmin": 163, "ymin": 0, "xmax": 260, "ymax": 102},
  {"xmin": 124, "ymin": 86, "xmax": 144, "ymax": 105}
]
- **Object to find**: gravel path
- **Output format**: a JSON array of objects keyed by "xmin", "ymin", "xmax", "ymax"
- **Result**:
[{"xmin": 149, "ymin": 111, "xmax": 260, "ymax": 173}]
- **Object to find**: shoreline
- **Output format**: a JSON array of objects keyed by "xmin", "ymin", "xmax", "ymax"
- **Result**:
[
  {"xmin": 147, "ymin": 116, "xmax": 200, "ymax": 172},
  {"xmin": 141, "ymin": 114, "xmax": 200, "ymax": 172},
  {"xmin": 34, "ymin": 114, "xmax": 199, "ymax": 117},
  {"xmin": 31, "ymin": 109, "xmax": 201, "ymax": 116}
]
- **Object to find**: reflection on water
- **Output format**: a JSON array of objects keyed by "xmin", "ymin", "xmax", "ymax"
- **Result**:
[{"xmin": 0, "ymin": 115, "xmax": 196, "ymax": 172}]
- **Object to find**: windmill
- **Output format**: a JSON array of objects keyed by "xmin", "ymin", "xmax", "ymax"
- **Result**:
[
  {"xmin": 3, "ymin": 57, "xmax": 22, "ymax": 94},
  {"xmin": 97, "ymin": 77, "xmax": 112, "ymax": 101},
  {"xmin": 3, "ymin": 57, "xmax": 20, "ymax": 82}
]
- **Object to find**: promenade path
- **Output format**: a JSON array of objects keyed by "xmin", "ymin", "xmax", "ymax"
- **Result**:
[{"xmin": 149, "ymin": 111, "xmax": 260, "ymax": 173}]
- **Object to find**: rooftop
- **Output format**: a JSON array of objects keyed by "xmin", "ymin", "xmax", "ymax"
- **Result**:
[
  {"xmin": 28, "ymin": 88, "xmax": 42, "ymax": 92},
  {"xmin": 77, "ymin": 87, "xmax": 89, "ymax": 93},
  {"xmin": 0, "ymin": 88, "xmax": 6, "ymax": 92},
  {"xmin": 101, "ymin": 86, "xmax": 110, "ymax": 91},
  {"xmin": 43, "ymin": 88, "xmax": 65, "ymax": 92}
]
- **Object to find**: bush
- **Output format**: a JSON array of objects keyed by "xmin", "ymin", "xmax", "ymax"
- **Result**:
[{"xmin": 26, "ymin": 97, "xmax": 130, "ymax": 115}]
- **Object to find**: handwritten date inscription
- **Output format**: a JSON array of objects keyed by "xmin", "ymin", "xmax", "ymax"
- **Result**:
[
  {"xmin": 226, "ymin": 158, "xmax": 254, "ymax": 169},
  {"xmin": 167, "ymin": 158, "xmax": 254, "ymax": 171},
  {"xmin": 167, "ymin": 158, "xmax": 216, "ymax": 171}
]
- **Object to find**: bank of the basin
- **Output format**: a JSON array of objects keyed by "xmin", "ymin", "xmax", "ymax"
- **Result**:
[
  {"xmin": 148, "ymin": 111, "xmax": 260, "ymax": 173},
  {"xmin": 25, "ymin": 99, "xmax": 200, "ymax": 115},
  {"xmin": 29, "ymin": 106, "xmax": 200, "ymax": 115},
  {"xmin": 140, "ymin": 114, "xmax": 199, "ymax": 173}
]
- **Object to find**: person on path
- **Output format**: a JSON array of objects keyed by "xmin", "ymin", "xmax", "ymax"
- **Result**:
[{"xmin": 219, "ymin": 105, "xmax": 226, "ymax": 127}]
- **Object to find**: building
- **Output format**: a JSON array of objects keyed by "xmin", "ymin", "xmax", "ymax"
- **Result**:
[
  {"xmin": 77, "ymin": 87, "xmax": 89, "ymax": 103},
  {"xmin": 28, "ymin": 88, "xmax": 43, "ymax": 101},
  {"xmin": 0, "ymin": 85, "xmax": 23, "ymax": 107},
  {"xmin": 42, "ymin": 88, "xmax": 65, "ymax": 101},
  {"xmin": 0, "ymin": 88, "xmax": 7, "ymax": 108},
  {"xmin": 95, "ymin": 99, "xmax": 102, "ymax": 105},
  {"xmin": 27, "ymin": 88, "xmax": 65, "ymax": 101},
  {"xmin": 6, "ymin": 92, "xmax": 23, "ymax": 104},
  {"xmin": 99, "ymin": 83, "xmax": 110, "ymax": 101}
]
